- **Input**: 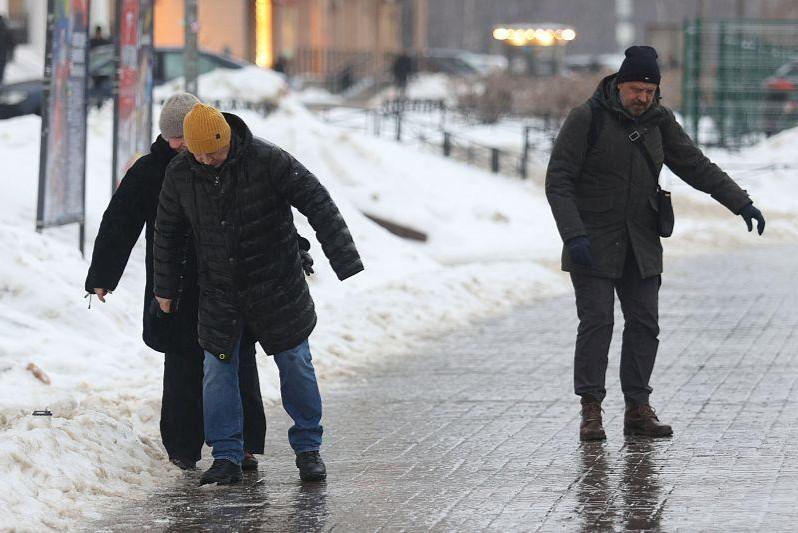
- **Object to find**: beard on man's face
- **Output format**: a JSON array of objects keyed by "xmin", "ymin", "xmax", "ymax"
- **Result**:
[{"xmin": 623, "ymin": 98, "xmax": 652, "ymax": 116}]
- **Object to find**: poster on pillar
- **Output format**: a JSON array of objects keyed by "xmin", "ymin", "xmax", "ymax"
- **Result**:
[
  {"xmin": 112, "ymin": 0, "xmax": 154, "ymax": 191},
  {"xmin": 36, "ymin": 0, "xmax": 90, "ymax": 229}
]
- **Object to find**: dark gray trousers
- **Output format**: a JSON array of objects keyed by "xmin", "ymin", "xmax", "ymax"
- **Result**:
[{"xmin": 570, "ymin": 248, "xmax": 661, "ymax": 405}]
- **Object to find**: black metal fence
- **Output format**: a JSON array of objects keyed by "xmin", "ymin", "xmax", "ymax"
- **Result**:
[{"xmin": 317, "ymin": 98, "xmax": 560, "ymax": 180}]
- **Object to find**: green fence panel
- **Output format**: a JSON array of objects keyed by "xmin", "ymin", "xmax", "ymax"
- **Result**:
[{"xmin": 683, "ymin": 19, "xmax": 798, "ymax": 148}]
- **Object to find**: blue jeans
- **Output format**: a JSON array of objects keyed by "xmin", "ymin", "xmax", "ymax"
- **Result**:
[{"xmin": 203, "ymin": 336, "xmax": 323, "ymax": 463}]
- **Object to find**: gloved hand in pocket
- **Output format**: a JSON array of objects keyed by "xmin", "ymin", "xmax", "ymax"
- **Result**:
[{"xmin": 566, "ymin": 235, "xmax": 593, "ymax": 267}]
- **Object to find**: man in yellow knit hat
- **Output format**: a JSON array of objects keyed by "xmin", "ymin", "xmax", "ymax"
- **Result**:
[{"xmin": 154, "ymin": 102, "xmax": 363, "ymax": 485}]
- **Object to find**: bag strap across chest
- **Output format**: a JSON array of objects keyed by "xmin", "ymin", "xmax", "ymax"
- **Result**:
[{"xmin": 585, "ymin": 99, "xmax": 662, "ymax": 189}]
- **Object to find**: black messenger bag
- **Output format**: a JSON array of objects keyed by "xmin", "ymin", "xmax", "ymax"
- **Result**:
[{"xmin": 627, "ymin": 129, "xmax": 674, "ymax": 238}]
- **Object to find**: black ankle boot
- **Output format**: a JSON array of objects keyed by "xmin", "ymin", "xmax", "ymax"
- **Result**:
[
  {"xmin": 295, "ymin": 451, "xmax": 327, "ymax": 481},
  {"xmin": 199, "ymin": 459, "xmax": 243, "ymax": 486}
]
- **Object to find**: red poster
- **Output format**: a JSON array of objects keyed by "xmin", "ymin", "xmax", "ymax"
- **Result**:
[{"xmin": 112, "ymin": 0, "xmax": 154, "ymax": 190}]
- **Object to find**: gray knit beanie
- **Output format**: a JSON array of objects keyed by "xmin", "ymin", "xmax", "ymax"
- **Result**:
[{"xmin": 159, "ymin": 92, "xmax": 200, "ymax": 139}]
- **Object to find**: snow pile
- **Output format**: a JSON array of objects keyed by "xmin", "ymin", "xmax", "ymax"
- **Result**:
[
  {"xmin": 4, "ymin": 44, "xmax": 44, "ymax": 83},
  {"xmin": 658, "ymin": 123, "xmax": 798, "ymax": 252},
  {"xmin": 458, "ymin": 52, "xmax": 508, "ymax": 75},
  {"xmin": 716, "ymin": 127, "xmax": 798, "ymax": 213},
  {"xmin": 296, "ymin": 87, "xmax": 344, "ymax": 106},
  {"xmin": 0, "ymin": 110, "xmax": 180, "ymax": 530},
  {"xmin": 405, "ymin": 73, "xmax": 452, "ymax": 101},
  {"xmin": 373, "ymin": 73, "xmax": 457, "ymax": 106},
  {"xmin": 1, "ymin": 69, "xmax": 798, "ymax": 529},
  {"xmin": 449, "ymin": 119, "xmax": 536, "ymax": 153},
  {"xmin": 154, "ymin": 65, "xmax": 288, "ymax": 104}
]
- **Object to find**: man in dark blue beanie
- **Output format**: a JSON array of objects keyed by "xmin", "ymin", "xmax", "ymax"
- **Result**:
[
  {"xmin": 616, "ymin": 46, "xmax": 662, "ymax": 117},
  {"xmin": 617, "ymin": 45, "xmax": 661, "ymax": 85},
  {"xmin": 545, "ymin": 44, "xmax": 766, "ymax": 442}
]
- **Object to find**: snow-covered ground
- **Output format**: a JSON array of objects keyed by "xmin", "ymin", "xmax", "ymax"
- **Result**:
[
  {"xmin": 1, "ymin": 68, "xmax": 797, "ymax": 530},
  {"xmin": 4, "ymin": 45, "xmax": 43, "ymax": 83},
  {"xmin": 154, "ymin": 65, "xmax": 288, "ymax": 104},
  {"xmin": 318, "ymin": 106, "xmax": 555, "ymax": 175},
  {"xmin": 372, "ymin": 73, "xmax": 460, "ymax": 107}
]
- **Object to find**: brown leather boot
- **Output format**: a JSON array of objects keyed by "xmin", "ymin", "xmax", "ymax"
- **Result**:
[
  {"xmin": 580, "ymin": 397, "xmax": 606, "ymax": 441},
  {"xmin": 624, "ymin": 403, "xmax": 673, "ymax": 437}
]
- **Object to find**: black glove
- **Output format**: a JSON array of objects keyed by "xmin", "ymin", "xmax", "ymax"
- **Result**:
[
  {"xmin": 739, "ymin": 203, "xmax": 765, "ymax": 235},
  {"xmin": 300, "ymin": 250, "xmax": 314, "ymax": 275},
  {"xmin": 566, "ymin": 235, "xmax": 593, "ymax": 267}
]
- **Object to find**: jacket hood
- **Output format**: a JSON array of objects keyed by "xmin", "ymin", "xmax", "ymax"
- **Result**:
[
  {"xmin": 591, "ymin": 73, "xmax": 664, "ymax": 124},
  {"xmin": 221, "ymin": 112, "xmax": 253, "ymax": 168}
]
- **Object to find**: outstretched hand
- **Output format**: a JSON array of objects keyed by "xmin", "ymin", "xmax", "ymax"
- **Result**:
[{"xmin": 740, "ymin": 203, "xmax": 765, "ymax": 235}]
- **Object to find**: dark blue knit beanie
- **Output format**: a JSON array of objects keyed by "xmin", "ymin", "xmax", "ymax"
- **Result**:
[{"xmin": 617, "ymin": 46, "xmax": 661, "ymax": 85}]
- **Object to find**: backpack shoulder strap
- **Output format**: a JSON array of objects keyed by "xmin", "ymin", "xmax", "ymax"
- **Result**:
[{"xmin": 586, "ymin": 99, "xmax": 604, "ymax": 151}]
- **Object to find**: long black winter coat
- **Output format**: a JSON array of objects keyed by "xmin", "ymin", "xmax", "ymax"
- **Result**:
[
  {"xmin": 546, "ymin": 74, "xmax": 752, "ymax": 278},
  {"xmin": 154, "ymin": 113, "xmax": 363, "ymax": 359},
  {"xmin": 85, "ymin": 136, "xmax": 199, "ymax": 353}
]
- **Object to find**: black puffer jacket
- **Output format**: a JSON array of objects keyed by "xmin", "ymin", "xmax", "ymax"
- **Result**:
[
  {"xmin": 546, "ymin": 74, "xmax": 751, "ymax": 278},
  {"xmin": 85, "ymin": 136, "xmax": 199, "ymax": 353},
  {"xmin": 154, "ymin": 113, "xmax": 363, "ymax": 359}
]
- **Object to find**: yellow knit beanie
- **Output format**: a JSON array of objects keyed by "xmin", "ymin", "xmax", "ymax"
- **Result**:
[{"xmin": 183, "ymin": 103, "xmax": 232, "ymax": 154}]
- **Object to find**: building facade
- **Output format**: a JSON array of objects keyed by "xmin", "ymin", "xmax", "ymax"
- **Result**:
[
  {"xmin": 5, "ymin": 0, "xmax": 419, "ymax": 86},
  {"xmin": 271, "ymin": 0, "xmax": 403, "ymax": 84},
  {"xmin": 154, "ymin": 0, "xmax": 426, "ymax": 88},
  {"xmin": 9, "ymin": 0, "xmax": 797, "ymax": 84}
]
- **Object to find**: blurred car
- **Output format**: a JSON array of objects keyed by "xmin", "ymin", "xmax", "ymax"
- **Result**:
[
  {"xmin": 0, "ymin": 45, "xmax": 247, "ymax": 119},
  {"xmin": 761, "ymin": 58, "xmax": 798, "ymax": 136},
  {"xmin": 421, "ymin": 49, "xmax": 481, "ymax": 76},
  {"xmin": 457, "ymin": 52, "xmax": 508, "ymax": 75},
  {"xmin": 0, "ymin": 79, "xmax": 42, "ymax": 118}
]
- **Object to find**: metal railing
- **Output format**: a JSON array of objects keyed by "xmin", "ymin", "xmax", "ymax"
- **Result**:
[{"xmin": 316, "ymin": 99, "xmax": 560, "ymax": 180}]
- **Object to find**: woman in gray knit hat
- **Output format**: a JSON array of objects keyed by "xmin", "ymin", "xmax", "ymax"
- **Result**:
[{"xmin": 85, "ymin": 93, "xmax": 271, "ymax": 471}]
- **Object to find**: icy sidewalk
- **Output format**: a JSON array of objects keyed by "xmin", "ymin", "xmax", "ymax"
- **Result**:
[
  {"xmin": 89, "ymin": 244, "xmax": 798, "ymax": 531},
  {"xmin": 1, "ymin": 91, "xmax": 797, "ymax": 529},
  {"xmin": 0, "ymin": 100, "xmax": 571, "ymax": 530}
]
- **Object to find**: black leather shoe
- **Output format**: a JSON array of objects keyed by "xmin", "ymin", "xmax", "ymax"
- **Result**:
[
  {"xmin": 242, "ymin": 451, "xmax": 258, "ymax": 472},
  {"xmin": 170, "ymin": 457, "xmax": 197, "ymax": 471},
  {"xmin": 199, "ymin": 459, "xmax": 243, "ymax": 486},
  {"xmin": 624, "ymin": 403, "xmax": 673, "ymax": 438},
  {"xmin": 296, "ymin": 451, "xmax": 326, "ymax": 482}
]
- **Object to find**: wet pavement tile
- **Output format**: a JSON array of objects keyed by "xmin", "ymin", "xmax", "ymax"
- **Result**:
[{"xmin": 90, "ymin": 245, "xmax": 798, "ymax": 531}]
